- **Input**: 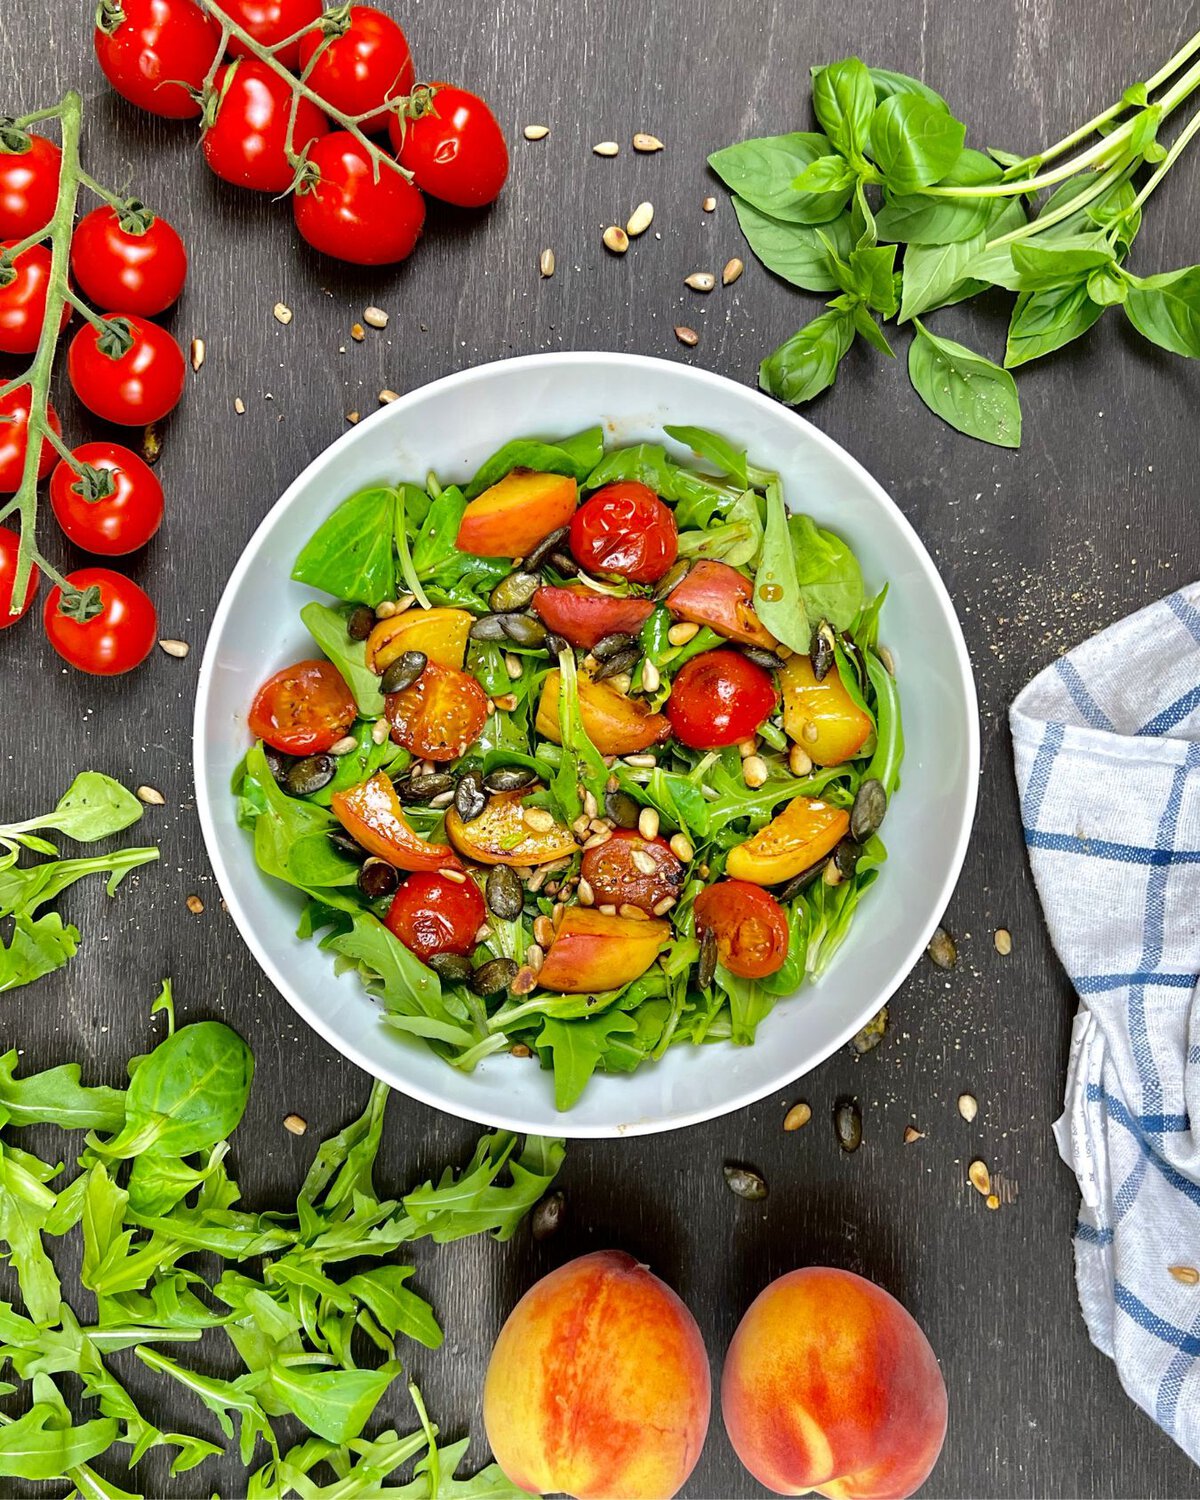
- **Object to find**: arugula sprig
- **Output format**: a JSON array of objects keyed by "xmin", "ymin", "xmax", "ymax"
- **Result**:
[{"xmin": 711, "ymin": 32, "xmax": 1200, "ymax": 446}]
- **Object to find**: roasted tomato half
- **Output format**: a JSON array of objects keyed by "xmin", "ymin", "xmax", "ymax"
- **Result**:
[
  {"xmin": 694, "ymin": 880, "xmax": 790, "ymax": 979},
  {"xmin": 249, "ymin": 659, "xmax": 356, "ymax": 755},
  {"xmin": 581, "ymin": 828, "xmax": 684, "ymax": 913},
  {"xmin": 569, "ymin": 481, "xmax": 678, "ymax": 584},
  {"xmin": 385, "ymin": 661, "xmax": 489, "ymax": 762},
  {"xmin": 385, "ymin": 870, "xmax": 486, "ymax": 960},
  {"xmin": 666, "ymin": 649, "xmax": 776, "ymax": 750}
]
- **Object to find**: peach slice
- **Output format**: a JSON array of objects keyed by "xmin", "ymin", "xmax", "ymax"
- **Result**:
[
  {"xmin": 536, "ymin": 670, "xmax": 671, "ymax": 756},
  {"xmin": 444, "ymin": 789, "xmax": 576, "ymax": 867},
  {"xmin": 365, "ymin": 607, "xmax": 473, "ymax": 673},
  {"xmin": 725, "ymin": 795, "xmax": 848, "ymax": 885},
  {"xmin": 537, "ymin": 906, "xmax": 669, "ymax": 993},
  {"xmin": 331, "ymin": 772, "xmax": 459, "ymax": 872},
  {"xmin": 780, "ymin": 654, "xmax": 873, "ymax": 767},
  {"xmin": 665, "ymin": 560, "xmax": 775, "ymax": 647},
  {"xmin": 456, "ymin": 469, "xmax": 578, "ymax": 558}
]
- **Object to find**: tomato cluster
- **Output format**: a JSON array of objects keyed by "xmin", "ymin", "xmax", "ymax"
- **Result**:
[
  {"xmin": 0, "ymin": 132, "xmax": 186, "ymax": 672},
  {"xmin": 94, "ymin": 0, "xmax": 509, "ymax": 266}
]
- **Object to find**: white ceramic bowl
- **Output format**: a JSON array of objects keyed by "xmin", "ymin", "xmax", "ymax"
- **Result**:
[{"xmin": 195, "ymin": 352, "xmax": 978, "ymax": 1138}]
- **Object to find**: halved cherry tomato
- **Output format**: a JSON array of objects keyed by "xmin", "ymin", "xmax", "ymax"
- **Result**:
[
  {"xmin": 0, "ymin": 134, "xmax": 61, "ymax": 238},
  {"xmin": 332, "ymin": 772, "xmax": 459, "ymax": 871},
  {"xmin": 780, "ymin": 654, "xmax": 873, "ymax": 767},
  {"xmin": 249, "ymin": 659, "xmax": 356, "ymax": 755},
  {"xmin": 384, "ymin": 661, "xmax": 488, "ymax": 762},
  {"xmin": 293, "ymin": 133, "xmax": 425, "ymax": 266},
  {"xmin": 385, "ymin": 870, "xmax": 486, "ymax": 960},
  {"xmin": 726, "ymin": 796, "xmax": 849, "ymax": 886},
  {"xmin": 70, "ymin": 206, "xmax": 187, "ymax": 316},
  {"xmin": 224, "ymin": 0, "xmax": 322, "ymax": 68},
  {"xmin": 0, "ymin": 386, "xmax": 60, "ymax": 494},
  {"xmin": 536, "ymin": 669, "xmax": 671, "ymax": 756},
  {"xmin": 391, "ymin": 84, "xmax": 509, "ymax": 208},
  {"xmin": 581, "ymin": 828, "xmax": 684, "ymax": 913},
  {"xmin": 569, "ymin": 482, "xmax": 678, "ymax": 584},
  {"xmin": 531, "ymin": 585, "xmax": 655, "ymax": 650},
  {"xmin": 694, "ymin": 880, "xmax": 789, "ymax": 979},
  {"xmin": 94, "ymin": 0, "xmax": 222, "ymax": 119},
  {"xmin": 0, "ymin": 525, "xmax": 37, "ymax": 627},
  {"xmin": 0, "ymin": 241, "xmax": 68, "ymax": 355},
  {"xmin": 298, "ymin": 4, "xmax": 414, "ymax": 133},
  {"xmin": 666, "ymin": 649, "xmax": 776, "ymax": 750},
  {"xmin": 43, "ymin": 567, "xmax": 157, "ymax": 676},
  {"xmin": 204, "ymin": 60, "xmax": 329, "ymax": 193},
  {"xmin": 67, "ymin": 313, "xmax": 186, "ymax": 427},
  {"xmin": 50, "ymin": 442, "xmax": 164, "ymax": 556},
  {"xmin": 666, "ymin": 560, "xmax": 774, "ymax": 648}
]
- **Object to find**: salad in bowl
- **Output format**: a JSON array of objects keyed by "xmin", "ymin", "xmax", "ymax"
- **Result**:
[{"xmin": 232, "ymin": 421, "xmax": 901, "ymax": 1111}]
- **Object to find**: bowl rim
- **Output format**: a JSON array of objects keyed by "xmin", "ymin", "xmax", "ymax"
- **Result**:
[{"xmin": 194, "ymin": 350, "xmax": 980, "ymax": 1138}]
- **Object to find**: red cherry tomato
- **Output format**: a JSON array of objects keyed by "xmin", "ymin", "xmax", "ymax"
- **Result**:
[
  {"xmin": 203, "ymin": 59, "xmax": 329, "ymax": 194},
  {"xmin": 67, "ymin": 313, "xmax": 185, "ymax": 427},
  {"xmin": 50, "ymin": 443, "xmax": 164, "ymax": 556},
  {"xmin": 43, "ymin": 567, "xmax": 157, "ymax": 676},
  {"xmin": 570, "ymin": 482, "xmax": 679, "ymax": 584},
  {"xmin": 666, "ymin": 649, "xmax": 777, "ymax": 750},
  {"xmin": 0, "ymin": 525, "xmax": 38, "ymax": 627},
  {"xmin": 391, "ymin": 84, "xmax": 509, "ymax": 208},
  {"xmin": 580, "ymin": 828, "xmax": 685, "ymax": 913},
  {"xmin": 383, "ymin": 661, "xmax": 488, "ymax": 762},
  {"xmin": 70, "ymin": 207, "xmax": 187, "ymax": 316},
  {"xmin": 0, "ymin": 386, "xmax": 60, "ymax": 494},
  {"xmin": 694, "ymin": 880, "xmax": 790, "ymax": 979},
  {"xmin": 384, "ymin": 870, "xmax": 487, "ymax": 961},
  {"xmin": 223, "ymin": 0, "xmax": 323, "ymax": 68},
  {"xmin": 0, "ymin": 134, "xmax": 61, "ymax": 239},
  {"xmin": 249, "ymin": 659, "xmax": 356, "ymax": 754},
  {"xmin": 293, "ymin": 133, "xmax": 425, "ymax": 265},
  {"xmin": 94, "ymin": 0, "xmax": 222, "ymax": 119},
  {"xmin": 0, "ymin": 241, "xmax": 69, "ymax": 355},
  {"xmin": 298, "ymin": 6, "xmax": 415, "ymax": 134}
]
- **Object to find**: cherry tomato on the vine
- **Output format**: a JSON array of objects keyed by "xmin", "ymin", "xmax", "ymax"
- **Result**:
[
  {"xmin": 384, "ymin": 871, "xmax": 486, "ymax": 961},
  {"xmin": 224, "ymin": 0, "xmax": 323, "ymax": 69},
  {"xmin": 666, "ymin": 649, "xmax": 777, "ymax": 750},
  {"xmin": 694, "ymin": 880, "xmax": 790, "ymax": 980},
  {"xmin": 50, "ymin": 443, "xmax": 164, "ymax": 557},
  {"xmin": 293, "ymin": 133, "xmax": 425, "ymax": 265},
  {"xmin": 0, "ymin": 241, "xmax": 69, "ymax": 355},
  {"xmin": 67, "ymin": 313, "xmax": 186, "ymax": 427},
  {"xmin": 0, "ymin": 387, "xmax": 60, "ymax": 494},
  {"xmin": 0, "ymin": 526, "xmax": 38, "ymax": 628},
  {"xmin": 70, "ymin": 206, "xmax": 187, "ymax": 316},
  {"xmin": 0, "ymin": 134, "xmax": 61, "ymax": 240},
  {"xmin": 43, "ymin": 567, "xmax": 157, "ymax": 676},
  {"xmin": 203, "ymin": 59, "xmax": 329, "ymax": 194},
  {"xmin": 298, "ymin": 5, "xmax": 415, "ymax": 134},
  {"xmin": 391, "ymin": 85, "xmax": 509, "ymax": 208},
  {"xmin": 94, "ymin": 0, "xmax": 222, "ymax": 119},
  {"xmin": 249, "ymin": 659, "xmax": 356, "ymax": 755},
  {"xmin": 569, "ymin": 481, "xmax": 679, "ymax": 584}
]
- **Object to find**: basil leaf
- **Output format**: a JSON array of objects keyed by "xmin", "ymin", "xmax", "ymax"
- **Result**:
[
  {"xmin": 793, "ymin": 154, "xmax": 858, "ymax": 193},
  {"xmin": 292, "ymin": 486, "xmax": 396, "ymax": 608},
  {"xmin": 708, "ymin": 133, "xmax": 855, "ymax": 224},
  {"xmin": 870, "ymin": 94, "xmax": 965, "ymax": 192},
  {"xmin": 300, "ymin": 601, "xmax": 384, "ymax": 718},
  {"xmin": 847, "ymin": 243, "xmax": 898, "ymax": 315},
  {"xmin": 867, "ymin": 66, "xmax": 951, "ymax": 112},
  {"xmin": 410, "ymin": 486, "xmax": 468, "ymax": 577},
  {"xmin": 1123, "ymin": 265, "xmax": 1200, "ymax": 357},
  {"xmin": 662, "ymin": 424, "xmax": 750, "ymax": 487},
  {"xmin": 852, "ymin": 303, "xmax": 895, "ymax": 356},
  {"xmin": 899, "ymin": 230, "xmax": 987, "ymax": 320},
  {"xmin": 732, "ymin": 197, "xmax": 852, "ymax": 291},
  {"xmin": 1004, "ymin": 281, "xmax": 1104, "ymax": 368},
  {"xmin": 811, "ymin": 57, "xmax": 875, "ymax": 162},
  {"xmin": 1010, "ymin": 237, "xmax": 1115, "ymax": 290},
  {"xmin": 908, "ymin": 320, "xmax": 1022, "ymax": 447},
  {"xmin": 876, "ymin": 149, "xmax": 1004, "ymax": 244},
  {"xmin": 788, "ymin": 515, "xmax": 865, "ymax": 628},
  {"xmin": 759, "ymin": 308, "xmax": 856, "ymax": 406}
]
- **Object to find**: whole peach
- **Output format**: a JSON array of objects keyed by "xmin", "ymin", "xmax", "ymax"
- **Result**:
[
  {"xmin": 721, "ymin": 1267, "xmax": 947, "ymax": 1499},
  {"xmin": 483, "ymin": 1249, "xmax": 711, "ymax": 1499}
]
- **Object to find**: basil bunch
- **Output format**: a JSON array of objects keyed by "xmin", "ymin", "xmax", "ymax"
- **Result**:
[{"xmin": 710, "ymin": 40, "xmax": 1200, "ymax": 447}]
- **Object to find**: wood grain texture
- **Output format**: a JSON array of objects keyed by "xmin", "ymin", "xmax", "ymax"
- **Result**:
[{"xmin": 3, "ymin": 0, "xmax": 1199, "ymax": 1495}]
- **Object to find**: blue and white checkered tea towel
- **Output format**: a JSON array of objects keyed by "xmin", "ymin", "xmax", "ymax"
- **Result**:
[{"xmin": 1010, "ymin": 582, "xmax": 1200, "ymax": 1461}]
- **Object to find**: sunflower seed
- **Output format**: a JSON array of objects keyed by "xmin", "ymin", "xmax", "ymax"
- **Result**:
[
  {"xmin": 630, "ymin": 848, "xmax": 657, "ymax": 875},
  {"xmin": 539, "ymin": 247, "xmax": 555, "ymax": 277},
  {"xmin": 273, "ymin": 302, "xmax": 292, "ymax": 325},
  {"xmin": 504, "ymin": 653, "xmax": 523, "ymax": 680},
  {"xmin": 684, "ymin": 271, "xmax": 715, "ymax": 292},
  {"xmin": 363, "ymin": 305, "xmax": 389, "ymax": 328},
  {"xmin": 927, "ymin": 926, "xmax": 957, "ymax": 969},
  {"xmin": 834, "ymin": 1097, "xmax": 862, "ymax": 1153},
  {"xmin": 523, "ymin": 124, "xmax": 550, "ymax": 140},
  {"xmin": 632, "ymin": 132, "xmax": 664, "ymax": 152},
  {"xmin": 903, "ymin": 1125, "xmax": 925, "ymax": 1144},
  {"xmin": 640, "ymin": 659, "xmax": 660, "ymax": 693},
  {"xmin": 593, "ymin": 140, "xmax": 619, "ymax": 156},
  {"xmin": 523, "ymin": 807, "xmax": 556, "ymax": 833},
  {"xmin": 652, "ymin": 896, "xmax": 676, "ymax": 915},
  {"xmin": 968, "ymin": 1159, "xmax": 991, "ymax": 1196},
  {"xmin": 626, "ymin": 201, "xmax": 654, "ymax": 237},
  {"xmin": 582, "ymin": 828, "xmax": 612, "ymax": 850},
  {"xmin": 350, "ymin": 322, "xmax": 365, "ymax": 341},
  {"xmin": 158, "ymin": 638, "xmax": 189, "ymax": 658},
  {"xmin": 371, "ymin": 718, "xmax": 390, "ymax": 745},
  {"xmin": 234, "ymin": 397, "xmax": 245, "ymax": 414},
  {"xmin": 603, "ymin": 225, "xmax": 629, "ymax": 254},
  {"xmin": 724, "ymin": 1164, "xmax": 767, "ymax": 1200},
  {"xmin": 958, "ymin": 1093, "xmax": 978, "ymax": 1122},
  {"xmin": 722, "ymin": 257, "xmax": 745, "ymax": 286},
  {"xmin": 674, "ymin": 325, "xmax": 699, "ymax": 347},
  {"xmin": 378, "ymin": 389, "xmax": 400, "ymax": 404},
  {"xmin": 783, "ymin": 1101, "xmax": 811, "ymax": 1131},
  {"xmin": 329, "ymin": 735, "xmax": 358, "ymax": 756},
  {"xmin": 190, "ymin": 337, "xmax": 205, "ymax": 372}
]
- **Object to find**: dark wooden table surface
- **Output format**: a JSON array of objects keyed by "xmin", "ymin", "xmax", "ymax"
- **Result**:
[{"xmin": 6, "ymin": 1, "xmax": 1200, "ymax": 1495}]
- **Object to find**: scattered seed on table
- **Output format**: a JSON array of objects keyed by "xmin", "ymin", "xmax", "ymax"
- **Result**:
[
  {"xmin": 273, "ymin": 302, "xmax": 292, "ymax": 325},
  {"xmin": 674, "ymin": 325, "xmax": 699, "ymax": 347},
  {"xmin": 994, "ymin": 927, "xmax": 1013, "ymax": 955},
  {"xmin": 968, "ymin": 1159, "xmax": 991, "ymax": 1196},
  {"xmin": 903, "ymin": 1125, "xmax": 925, "ymax": 1144},
  {"xmin": 702, "ymin": 195, "xmax": 717, "ymax": 211},
  {"xmin": 722, "ymin": 257, "xmax": 744, "ymax": 285},
  {"xmin": 378, "ymin": 389, "xmax": 399, "ymax": 404},
  {"xmin": 531, "ymin": 1190, "xmax": 565, "ymax": 1239},
  {"xmin": 783, "ymin": 1101, "xmax": 811, "ymax": 1131},
  {"xmin": 523, "ymin": 124, "xmax": 550, "ymax": 140},
  {"xmin": 724, "ymin": 1165, "xmax": 767, "ymax": 1200},
  {"xmin": 136, "ymin": 785, "xmax": 165, "ymax": 806},
  {"xmin": 539, "ymin": 247, "xmax": 555, "ymax": 277},
  {"xmin": 603, "ymin": 225, "xmax": 629, "ymax": 254},
  {"xmin": 632, "ymin": 132, "xmax": 664, "ymax": 152},
  {"xmin": 626, "ymin": 201, "xmax": 654, "ymax": 237},
  {"xmin": 346, "ymin": 410, "xmax": 360, "ymax": 424},
  {"xmin": 927, "ymin": 926, "xmax": 957, "ymax": 969},
  {"xmin": 185, "ymin": 895, "xmax": 204, "ymax": 914},
  {"xmin": 140, "ymin": 422, "xmax": 162, "ymax": 465},
  {"xmin": 1169, "ymin": 1265, "xmax": 1200, "ymax": 1284},
  {"xmin": 958, "ymin": 1093, "xmax": 979, "ymax": 1122},
  {"xmin": 363, "ymin": 305, "xmax": 389, "ymax": 328},
  {"xmin": 158, "ymin": 638, "xmax": 189, "ymax": 658},
  {"xmin": 850, "ymin": 1006, "xmax": 888, "ymax": 1055},
  {"xmin": 986, "ymin": 1193, "xmax": 1001, "ymax": 1210},
  {"xmin": 190, "ymin": 337, "xmax": 205, "ymax": 372},
  {"xmin": 233, "ymin": 397, "xmax": 245, "ymax": 414},
  {"xmin": 684, "ymin": 271, "xmax": 715, "ymax": 292},
  {"xmin": 350, "ymin": 322, "xmax": 365, "ymax": 341},
  {"xmin": 593, "ymin": 140, "xmax": 619, "ymax": 156},
  {"xmin": 283, "ymin": 1113, "xmax": 307, "ymax": 1135}
]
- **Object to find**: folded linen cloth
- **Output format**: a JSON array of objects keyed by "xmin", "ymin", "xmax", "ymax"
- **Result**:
[{"xmin": 1010, "ymin": 581, "xmax": 1200, "ymax": 1461}]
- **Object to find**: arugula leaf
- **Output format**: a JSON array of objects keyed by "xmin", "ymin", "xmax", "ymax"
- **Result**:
[
  {"xmin": 464, "ymin": 428, "xmax": 603, "ymax": 498},
  {"xmin": 870, "ymin": 93, "xmax": 965, "ymax": 192},
  {"xmin": 0, "ymin": 913, "xmax": 80, "ymax": 994},
  {"xmin": 0, "ymin": 1144, "xmax": 62, "ymax": 1324},
  {"xmin": 301, "ymin": 601, "xmax": 384, "ymax": 717},
  {"xmin": 708, "ymin": 132, "xmax": 855, "ymax": 225},
  {"xmin": 788, "ymin": 515, "xmax": 865, "ymax": 628},
  {"xmin": 811, "ymin": 57, "xmax": 875, "ymax": 163},
  {"xmin": 759, "ymin": 307, "xmax": 856, "ymax": 405},
  {"xmin": 0, "ymin": 1052, "xmax": 125, "ymax": 1133},
  {"xmin": 135, "ymin": 1347, "xmax": 278, "ymax": 1466},
  {"xmin": 403, "ymin": 1131, "xmax": 566, "ymax": 1242},
  {"xmin": 536, "ymin": 1012, "xmax": 638, "ymax": 1110},
  {"xmin": 552, "ymin": 650, "xmax": 610, "ymax": 819},
  {"xmin": 732, "ymin": 197, "xmax": 853, "ymax": 292},
  {"xmin": 343, "ymin": 1266, "xmax": 444, "ymax": 1349},
  {"xmin": 0, "ymin": 1399, "xmax": 119, "ymax": 1480},
  {"xmin": 1124, "ymin": 265, "xmax": 1200, "ymax": 357},
  {"xmin": 909, "ymin": 320, "xmax": 1022, "ymax": 446},
  {"xmin": 266, "ymin": 1360, "xmax": 403, "ymax": 1444},
  {"xmin": 292, "ymin": 486, "xmax": 397, "ymax": 607}
]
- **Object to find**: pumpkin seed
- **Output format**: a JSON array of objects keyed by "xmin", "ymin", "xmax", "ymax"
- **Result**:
[
  {"xmin": 400, "ymin": 773, "xmax": 456, "ymax": 803},
  {"xmin": 285, "ymin": 754, "xmax": 335, "ymax": 796},
  {"xmin": 592, "ymin": 646, "xmax": 639, "ymax": 680},
  {"xmin": 775, "ymin": 863, "xmax": 824, "ymax": 902},
  {"xmin": 593, "ymin": 632, "xmax": 638, "ymax": 660},
  {"xmin": 262, "ymin": 749, "xmax": 289, "ymax": 786},
  {"xmin": 723, "ymin": 1165, "xmax": 767, "ymax": 1200},
  {"xmin": 469, "ymin": 614, "xmax": 511, "ymax": 642},
  {"xmin": 531, "ymin": 1190, "xmax": 565, "ymax": 1239},
  {"xmin": 454, "ymin": 771, "xmax": 487, "ymax": 823},
  {"xmin": 358, "ymin": 858, "xmax": 398, "ymax": 901},
  {"xmin": 490, "ymin": 571, "xmax": 541, "ymax": 612},
  {"xmin": 380, "ymin": 650, "xmax": 428, "ymax": 694},
  {"xmin": 832, "ymin": 838, "xmax": 862, "ymax": 880},
  {"xmin": 834, "ymin": 1097, "xmax": 862, "ymax": 1153},
  {"xmin": 347, "ymin": 604, "xmax": 375, "ymax": 641},
  {"xmin": 328, "ymin": 828, "xmax": 365, "ymax": 859},
  {"xmin": 486, "ymin": 864, "xmax": 524, "ymax": 921},
  {"xmin": 428, "ymin": 952, "xmax": 473, "ymax": 983},
  {"xmin": 604, "ymin": 788, "xmax": 640, "ymax": 828},
  {"xmin": 471, "ymin": 957, "xmax": 519, "ymax": 996},
  {"xmin": 927, "ymin": 926, "xmax": 957, "ymax": 969},
  {"xmin": 525, "ymin": 524, "xmax": 570, "ymax": 571},
  {"xmin": 740, "ymin": 645, "xmax": 781, "ymax": 673},
  {"xmin": 810, "ymin": 619, "xmax": 837, "ymax": 682},
  {"xmin": 850, "ymin": 778, "xmax": 887, "ymax": 842},
  {"xmin": 548, "ymin": 550, "xmax": 579, "ymax": 576},
  {"xmin": 850, "ymin": 1006, "xmax": 888, "ymax": 1055},
  {"xmin": 484, "ymin": 766, "xmax": 537, "ymax": 793},
  {"xmin": 500, "ymin": 613, "xmax": 548, "ymax": 647},
  {"xmin": 697, "ymin": 926, "xmax": 718, "ymax": 988},
  {"xmin": 653, "ymin": 559, "xmax": 690, "ymax": 599}
]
